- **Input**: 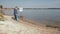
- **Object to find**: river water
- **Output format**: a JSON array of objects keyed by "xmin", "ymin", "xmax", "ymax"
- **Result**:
[{"xmin": 3, "ymin": 8, "xmax": 60, "ymax": 25}]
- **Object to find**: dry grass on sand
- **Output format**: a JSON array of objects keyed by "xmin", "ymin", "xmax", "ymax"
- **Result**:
[{"xmin": 0, "ymin": 15, "xmax": 60, "ymax": 34}]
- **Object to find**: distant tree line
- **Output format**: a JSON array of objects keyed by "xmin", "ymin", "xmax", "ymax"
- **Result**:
[
  {"xmin": 0, "ymin": 5, "xmax": 3, "ymax": 8},
  {"xmin": 0, "ymin": 5, "xmax": 3, "ymax": 14}
]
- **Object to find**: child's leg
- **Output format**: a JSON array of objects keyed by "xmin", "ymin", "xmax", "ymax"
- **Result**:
[
  {"xmin": 14, "ymin": 15, "xmax": 16, "ymax": 20},
  {"xmin": 16, "ymin": 15, "xmax": 18, "ymax": 21}
]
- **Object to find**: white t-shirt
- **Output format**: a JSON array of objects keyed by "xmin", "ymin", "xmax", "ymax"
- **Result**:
[{"xmin": 19, "ymin": 8, "xmax": 23, "ymax": 12}]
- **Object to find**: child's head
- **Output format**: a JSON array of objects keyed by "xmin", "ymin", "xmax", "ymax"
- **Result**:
[{"xmin": 15, "ymin": 6, "xmax": 19, "ymax": 10}]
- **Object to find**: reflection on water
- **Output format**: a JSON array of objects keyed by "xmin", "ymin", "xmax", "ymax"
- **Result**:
[{"xmin": 3, "ymin": 9, "xmax": 60, "ymax": 26}]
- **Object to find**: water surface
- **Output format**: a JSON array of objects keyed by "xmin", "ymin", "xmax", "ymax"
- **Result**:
[{"xmin": 3, "ymin": 9, "xmax": 60, "ymax": 25}]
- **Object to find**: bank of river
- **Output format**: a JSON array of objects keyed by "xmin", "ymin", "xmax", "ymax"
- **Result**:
[{"xmin": 0, "ymin": 15, "xmax": 60, "ymax": 34}]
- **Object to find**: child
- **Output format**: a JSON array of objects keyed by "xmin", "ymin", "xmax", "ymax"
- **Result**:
[{"xmin": 14, "ymin": 6, "xmax": 19, "ymax": 21}]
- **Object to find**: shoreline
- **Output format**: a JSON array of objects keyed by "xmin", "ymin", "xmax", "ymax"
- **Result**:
[{"xmin": 0, "ymin": 15, "xmax": 60, "ymax": 34}]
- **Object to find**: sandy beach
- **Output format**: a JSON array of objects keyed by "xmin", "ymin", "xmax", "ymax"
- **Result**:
[{"xmin": 0, "ymin": 15, "xmax": 60, "ymax": 34}]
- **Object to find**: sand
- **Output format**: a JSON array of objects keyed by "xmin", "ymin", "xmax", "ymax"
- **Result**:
[{"xmin": 0, "ymin": 15, "xmax": 60, "ymax": 34}]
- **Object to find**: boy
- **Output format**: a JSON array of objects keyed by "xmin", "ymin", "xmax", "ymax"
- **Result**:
[{"xmin": 14, "ymin": 6, "xmax": 19, "ymax": 21}]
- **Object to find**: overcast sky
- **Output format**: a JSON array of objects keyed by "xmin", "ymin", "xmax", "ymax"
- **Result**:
[{"xmin": 0, "ymin": 0, "xmax": 60, "ymax": 8}]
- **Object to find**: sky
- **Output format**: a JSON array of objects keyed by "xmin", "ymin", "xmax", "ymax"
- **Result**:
[{"xmin": 0, "ymin": 0, "xmax": 60, "ymax": 8}]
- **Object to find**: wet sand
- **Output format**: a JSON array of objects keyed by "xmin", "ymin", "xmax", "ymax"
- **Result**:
[{"xmin": 0, "ymin": 15, "xmax": 60, "ymax": 34}]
